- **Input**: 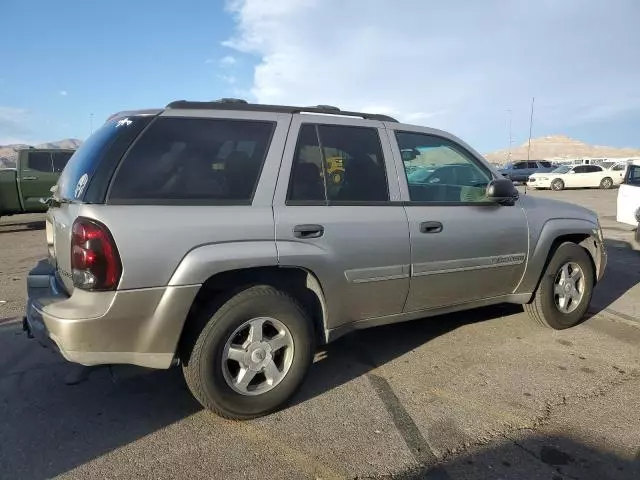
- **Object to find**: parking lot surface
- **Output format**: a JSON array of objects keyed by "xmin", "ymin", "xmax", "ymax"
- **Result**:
[{"xmin": 1, "ymin": 189, "xmax": 639, "ymax": 480}]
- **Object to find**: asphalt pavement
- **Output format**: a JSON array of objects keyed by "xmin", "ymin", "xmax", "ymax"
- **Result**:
[{"xmin": 0, "ymin": 189, "xmax": 639, "ymax": 480}]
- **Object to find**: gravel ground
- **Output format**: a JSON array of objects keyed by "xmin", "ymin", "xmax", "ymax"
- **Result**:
[{"xmin": 0, "ymin": 189, "xmax": 639, "ymax": 480}]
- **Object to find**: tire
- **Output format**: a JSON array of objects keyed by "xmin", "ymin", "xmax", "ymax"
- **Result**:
[
  {"xmin": 551, "ymin": 179, "xmax": 564, "ymax": 191},
  {"xmin": 182, "ymin": 285, "xmax": 315, "ymax": 420},
  {"xmin": 524, "ymin": 242, "xmax": 594, "ymax": 329},
  {"xmin": 599, "ymin": 177, "xmax": 613, "ymax": 189}
]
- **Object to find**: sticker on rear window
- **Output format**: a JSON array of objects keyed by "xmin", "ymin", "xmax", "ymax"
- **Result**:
[
  {"xmin": 75, "ymin": 173, "xmax": 89, "ymax": 199},
  {"xmin": 116, "ymin": 117, "xmax": 132, "ymax": 128}
]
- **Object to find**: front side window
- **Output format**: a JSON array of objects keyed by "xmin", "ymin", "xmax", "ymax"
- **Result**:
[
  {"xmin": 109, "ymin": 117, "xmax": 275, "ymax": 203},
  {"xmin": 27, "ymin": 152, "xmax": 53, "ymax": 172},
  {"xmin": 586, "ymin": 165, "xmax": 603, "ymax": 173},
  {"xmin": 287, "ymin": 124, "xmax": 389, "ymax": 203},
  {"xmin": 527, "ymin": 161, "xmax": 538, "ymax": 168},
  {"xmin": 539, "ymin": 161, "xmax": 552, "ymax": 167},
  {"xmin": 512, "ymin": 162, "xmax": 527, "ymax": 170},
  {"xmin": 573, "ymin": 166, "xmax": 588, "ymax": 173},
  {"xmin": 396, "ymin": 132, "xmax": 491, "ymax": 203}
]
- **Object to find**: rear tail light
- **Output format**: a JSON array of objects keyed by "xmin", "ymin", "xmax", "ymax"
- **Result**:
[{"xmin": 71, "ymin": 218, "xmax": 121, "ymax": 290}]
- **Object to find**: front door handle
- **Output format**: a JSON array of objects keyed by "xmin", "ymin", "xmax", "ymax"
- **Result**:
[
  {"xmin": 420, "ymin": 221, "xmax": 443, "ymax": 234},
  {"xmin": 22, "ymin": 176, "xmax": 38, "ymax": 181},
  {"xmin": 293, "ymin": 224, "xmax": 324, "ymax": 239}
]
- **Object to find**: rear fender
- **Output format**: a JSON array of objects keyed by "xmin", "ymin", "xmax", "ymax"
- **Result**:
[{"xmin": 168, "ymin": 241, "xmax": 279, "ymax": 286}]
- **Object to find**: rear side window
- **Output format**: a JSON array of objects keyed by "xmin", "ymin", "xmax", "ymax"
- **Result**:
[
  {"xmin": 539, "ymin": 161, "xmax": 551, "ymax": 167},
  {"xmin": 108, "ymin": 118, "xmax": 274, "ymax": 204},
  {"xmin": 27, "ymin": 152, "xmax": 53, "ymax": 172},
  {"xmin": 573, "ymin": 166, "xmax": 588, "ymax": 173},
  {"xmin": 512, "ymin": 162, "xmax": 526, "ymax": 170},
  {"xmin": 287, "ymin": 124, "xmax": 389, "ymax": 204},
  {"xmin": 52, "ymin": 151, "xmax": 73, "ymax": 173},
  {"xmin": 526, "ymin": 161, "xmax": 538, "ymax": 168}
]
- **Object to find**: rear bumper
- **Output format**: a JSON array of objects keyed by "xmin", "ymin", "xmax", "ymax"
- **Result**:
[{"xmin": 24, "ymin": 260, "xmax": 200, "ymax": 369}]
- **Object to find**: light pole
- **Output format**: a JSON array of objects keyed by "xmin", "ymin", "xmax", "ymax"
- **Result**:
[{"xmin": 526, "ymin": 97, "xmax": 535, "ymax": 161}]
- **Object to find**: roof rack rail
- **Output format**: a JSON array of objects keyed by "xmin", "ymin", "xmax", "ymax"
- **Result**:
[{"xmin": 164, "ymin": 99, "xmax": 398, "ymax": 122}]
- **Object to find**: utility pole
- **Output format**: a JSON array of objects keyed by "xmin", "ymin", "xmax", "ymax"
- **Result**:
[{"xmin": 526, "ymin": 97, "xmax": 535, "ymax": 161}]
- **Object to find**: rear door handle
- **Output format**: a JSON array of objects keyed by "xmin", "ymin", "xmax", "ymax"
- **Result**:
[
  {"xmin": 420, "ymin": 221, "xmax": 443, "ymax": 234},
  {"xmin": 293, "ymin": 224, "xmax": 324, "ymax": 239}
]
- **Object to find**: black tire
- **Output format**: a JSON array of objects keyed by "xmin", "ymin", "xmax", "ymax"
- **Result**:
[
  {"xmin": 599, "ymin": 177, "xmax": 613, "ymax": 189},
  {"xmin": 524, "ymin": 242, "xmax": 594, "ymax": 329},
  {"xmin": 182, "ymin": 285, "xmax": 315, "ymax": 420},
  {"xmin": 551, "ymin": 179, "xmax": 564, "ymax": 191}
]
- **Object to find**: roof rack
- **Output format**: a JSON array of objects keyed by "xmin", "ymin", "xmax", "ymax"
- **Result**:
[{"xmin": 165, "ymin": 99, "xmax": 398, "ymax": 122}]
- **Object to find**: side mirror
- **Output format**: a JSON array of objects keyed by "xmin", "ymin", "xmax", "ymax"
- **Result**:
[{"xmin": 486, "ymin": 178, "xmax": 518, "ymax": 206}]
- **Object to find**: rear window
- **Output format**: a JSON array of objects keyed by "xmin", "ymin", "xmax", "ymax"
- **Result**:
[
  {"xmin": 57, "ymin": 117, "xmax": 150, "ymax": 201},
  {"xmin": 108, "ymin": 117, "xmax": 275, "ymax": 204}
]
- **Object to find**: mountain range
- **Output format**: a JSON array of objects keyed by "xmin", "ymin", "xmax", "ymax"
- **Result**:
[
  {"xmin": 0, "ymin": 139, "xmax": 82, "ymax": 168},
  {"xmin": 484, "ymin": 135, "xmax": 640, "ymax": 165}
]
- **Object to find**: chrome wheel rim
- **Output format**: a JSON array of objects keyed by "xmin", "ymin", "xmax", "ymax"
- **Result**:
[
  {"xmin": 602, "ymin": 178, "xmax": 612, "ymax": 188},
  {"xmin": 553, "ymin": 262, "xmax": 585, "ymax": 314},
  {"xmin": 552, "ymin": 180, "xmax": 562, "ymax": 190},
  {"xmin": 222, "ymin": 317, "xmax": 294, "ymax": 396}
]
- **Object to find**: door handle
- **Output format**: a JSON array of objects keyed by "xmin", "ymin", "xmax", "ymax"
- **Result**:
[
  {"xmin": 420, "ymin": 221, "xmax": 443, "ymax": 234},
  {"xmin": 293, "ymin": 224, "xmax": 324, "ymax": 239},
  {"xmin": 22, "ymin": 176, "xmax": 38, "ymax": 181}
]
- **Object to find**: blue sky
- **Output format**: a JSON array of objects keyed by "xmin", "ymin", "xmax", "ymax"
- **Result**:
[{"xmin": 2, "ymin": 0, "xmax": 639, "ymax": 154}]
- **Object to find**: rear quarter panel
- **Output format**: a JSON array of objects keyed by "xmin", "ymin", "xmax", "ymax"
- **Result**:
[
  {"xmin": 0, "ymin": 169, "xmax": 21, "ymax": 214},
  {"xmin": 79, "ymin": 205, "xmax": 278, "ymax": 289}
]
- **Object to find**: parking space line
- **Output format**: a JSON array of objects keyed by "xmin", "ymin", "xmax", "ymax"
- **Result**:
[{"xmin": 367, "ymin": 373, "xmax": 450, "ymax": 479}]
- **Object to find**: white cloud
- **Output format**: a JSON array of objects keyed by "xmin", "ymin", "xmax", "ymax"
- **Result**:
[
  {"xmin": 218, "ymin": 74, "xmax": 237, "ymax": 85},
  {"xmin": 224, "ymin": 0, "xmax": 640, "ymax": 151},
  {"xmin": 59, "ymin": 90, "xmax": 68, "ymax": 96},
  {"xmin": 220, "ymin": 55, "xmax": 237, "ymax": 67},
  {"xmin": 0, "ymin": 106, "xmax": 33, "ymax": 145},
  {"xmin": 204, "ymin": 58, "xmax": 215, "ymax": 64}
]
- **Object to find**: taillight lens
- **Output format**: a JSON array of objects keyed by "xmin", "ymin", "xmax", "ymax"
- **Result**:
[{"xmin": 71, "ymin": 218, "xmax": 121, "ymax": 290}]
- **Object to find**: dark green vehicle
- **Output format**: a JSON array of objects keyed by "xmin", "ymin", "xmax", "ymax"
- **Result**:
[{"xmin": 0, "ymin": 148, "xmax": 75, "ymax": 220}]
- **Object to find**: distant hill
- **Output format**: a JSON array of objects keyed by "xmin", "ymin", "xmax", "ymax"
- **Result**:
[
  {"xmin": 485, "ymin": 135, "xmax": 640, "ymax": 165},
  {"xmin": 0, "ymin": 139, "xmax": 82, "ymax": 168}
]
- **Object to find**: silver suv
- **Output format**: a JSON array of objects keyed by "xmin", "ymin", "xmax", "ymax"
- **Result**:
[{"xmin": 24, "ymin": 99, "xmax": 607, "ymax": 419}]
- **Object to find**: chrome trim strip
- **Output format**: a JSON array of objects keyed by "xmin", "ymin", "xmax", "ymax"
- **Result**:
[{"xmin": 412, "ymin": 253, "xmax": 526, "ymax": 277}]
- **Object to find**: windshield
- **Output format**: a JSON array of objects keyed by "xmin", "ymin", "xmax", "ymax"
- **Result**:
[{"xmin": 552, "ymin": 165, "xmax": 571, "ymax": 174}]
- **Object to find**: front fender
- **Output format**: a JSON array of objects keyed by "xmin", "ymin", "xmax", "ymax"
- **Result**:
[
  {"xmin": 514, "ymin": 218, "xmax": 603, "ymax": 295},
  {"xmin": 168, "ymin": 241, "xmax": 278, "ymax": 286}
]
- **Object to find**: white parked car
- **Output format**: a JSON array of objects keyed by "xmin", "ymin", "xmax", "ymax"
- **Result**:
[
  {"xmin": 528, "ymin": 164, "xmax": 621, "ymax": 191},
  {"xmin": 616, "ymin": 163, "xmax": 640, "ymax": 243}
]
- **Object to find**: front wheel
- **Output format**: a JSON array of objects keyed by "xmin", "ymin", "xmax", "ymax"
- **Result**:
[
  {"xmin": 524, "ymin": 242, "xmax": 594, "ymax": 329},
  {"xmin": 551, "ymin": 179, "xmax": 564, "ymax": 191},
  {"xmin": 599, "ymin": 177, "xmax": 613, "ymax": 189},
  {"xmin": 182, "ymin": 285, "xmax": 315, "ymax": 419}
]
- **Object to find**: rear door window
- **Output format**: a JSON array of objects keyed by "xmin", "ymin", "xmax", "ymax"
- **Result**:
[
  {"xmin": 108, "ymin": 117, "xmax": 275, "ymax": 204},
  {"xmin": 526, "ymin": 161, "xmax": 538, "ymax": 169},
  {"xmin": 539, "ymin": 161, "xmax": 552, "ymax": 168},
  {"xmin": 287, "ymin": 124, "xmax": 389, "ymax": 203}
]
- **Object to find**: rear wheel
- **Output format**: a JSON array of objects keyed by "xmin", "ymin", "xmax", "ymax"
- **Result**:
[
  {"xmin": 182, "ymin": 285, "xmax": 315, "ymax": 419},
  {"xmin": 551, "ymin": 179, "xmax": 564, "ymax": 191},
  {"xmin": 599, "ymin": 177, "xmax": 613, "ymax": 189},
  {"xmin": 524, "ymin": 242, "xmax": 594, "ymax": 329}
]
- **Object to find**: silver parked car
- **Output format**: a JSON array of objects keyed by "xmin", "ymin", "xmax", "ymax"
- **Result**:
[{"xmin": 24, "ymin": 99, "xmax": 607, "ymax": 419}]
